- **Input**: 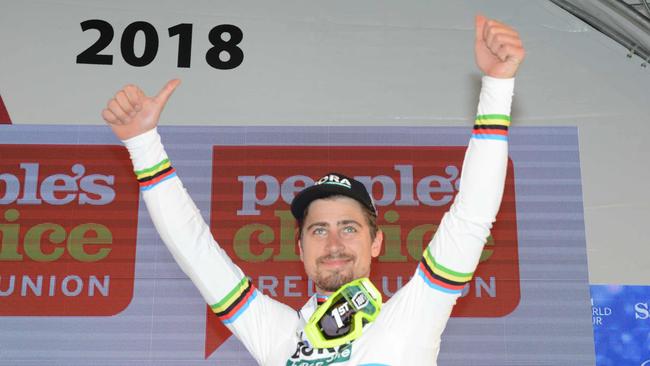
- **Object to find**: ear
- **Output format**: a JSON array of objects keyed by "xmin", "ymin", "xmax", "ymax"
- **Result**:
[
  {"xmin": 370, "ymin": 230, "xmax": 383, "ymax": 258},
  {"xmin": 298, "ymin": 239, "xmax": 304, "ymax": 262}
]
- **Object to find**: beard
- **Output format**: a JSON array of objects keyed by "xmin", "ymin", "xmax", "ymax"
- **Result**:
[
  {"xmin": 312, "ymin": 254, "xmax": 357, "ymax": 293},
  {"xmin": 313, "ymin": 269, "xmax": 354, "ymax": 293}
]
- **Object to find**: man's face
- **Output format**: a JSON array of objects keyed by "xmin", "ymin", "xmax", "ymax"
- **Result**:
[{"xmin": 298, "ymin": 196, "xmax": 383, "ymax": 295}]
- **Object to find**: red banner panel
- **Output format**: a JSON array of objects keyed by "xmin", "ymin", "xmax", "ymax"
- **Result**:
[{"xmin": 0, "ymin": 145, "xmax": 139, "ymax": 315}]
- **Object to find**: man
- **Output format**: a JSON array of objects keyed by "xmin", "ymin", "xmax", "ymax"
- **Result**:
[{"xmin": 102, "ymin": 15, "xmax": 525, "ymax": 365}]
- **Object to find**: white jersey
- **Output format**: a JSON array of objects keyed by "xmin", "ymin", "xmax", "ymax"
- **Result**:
[{"xmin": 124, "ymin": 76, "xmax": 514, "ymax": 365}]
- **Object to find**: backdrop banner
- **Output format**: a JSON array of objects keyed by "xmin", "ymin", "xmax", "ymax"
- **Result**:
[{"xmin": 0, "ymin": 125, "xmax": 594, "ymax": 365}]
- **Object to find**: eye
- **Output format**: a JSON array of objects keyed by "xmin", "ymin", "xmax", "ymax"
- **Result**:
[
  {"xmin": 312, "ymin": 227, "xmax": 327, "ymax": 236},
  {"xmin": 342, "ymin": 226, "xmax": 357, "ymax": 234}
]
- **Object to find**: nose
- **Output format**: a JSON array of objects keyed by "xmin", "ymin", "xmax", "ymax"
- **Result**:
[{"xmin": 325, "ymin": 231, "xmax": 344, "ymax": 254}]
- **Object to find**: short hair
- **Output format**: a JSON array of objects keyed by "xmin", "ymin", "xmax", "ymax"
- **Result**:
[{"xmin": 296, "ymin": 195, "xmax": 379, "ymax": 243}]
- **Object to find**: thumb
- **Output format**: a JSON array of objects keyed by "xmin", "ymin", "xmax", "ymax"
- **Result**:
[
  {"xmin": 475, "ymin": 14, "xmax": 487, "ymax": 43},
  {"xmin": 154, "ymin": 79, "xmax": 181, "ymax": 106}
]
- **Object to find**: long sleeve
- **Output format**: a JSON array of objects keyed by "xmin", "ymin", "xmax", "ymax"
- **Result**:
[
  {"xmin": 379, "ymin": 76, "xmax": 515, "ymax": 363},
  {"xmin": 124, "ymin": 129, "xmax": 247, "ymax": 305},
  {"xmin": 123, "ymin": 130, "xmax": 298, "ymax": 365},
  {"xmin": 417, "ymin": 75, "xmax": 514, "ymax": 294}
]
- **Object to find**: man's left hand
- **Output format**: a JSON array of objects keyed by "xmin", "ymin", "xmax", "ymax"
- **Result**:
[{"xmin": 475, "ymin": 15, "xmax": 526, "ymax": 78}]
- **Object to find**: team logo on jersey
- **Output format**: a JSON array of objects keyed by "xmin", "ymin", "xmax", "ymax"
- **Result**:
[{"xmin": 286, "ymin": 341, "xmax": 352, "ymax": 366}]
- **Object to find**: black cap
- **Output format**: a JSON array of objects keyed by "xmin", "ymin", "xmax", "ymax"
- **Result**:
[{"xmin": 290, "ymin": 172, "xmax": 377, "ymax": 221}]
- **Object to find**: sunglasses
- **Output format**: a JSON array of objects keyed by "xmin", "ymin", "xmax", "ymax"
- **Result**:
[{"xmin": 305, "ymin": 278, "xmax": 382, "ymax": 348}]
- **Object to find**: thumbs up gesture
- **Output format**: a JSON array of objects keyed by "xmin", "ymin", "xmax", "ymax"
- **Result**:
[
  {"xmin": 474, "ymin": 15, "xmax": 525, "ymax": 79},
  {"xmin": 102, "ymin": 79, "xmax": 181, "ymax": 140}
]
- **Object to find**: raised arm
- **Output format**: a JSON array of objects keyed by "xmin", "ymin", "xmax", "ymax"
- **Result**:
[
  {"xmin": 384, "ymin": 19, "xmax": 526, "ymax": 356},
  {"xmin": 415, "ymin": 15, "xmax": 525, "ymax": 296},
  {"xmin": 102, "ymin": 82, "xmax": 297, "ymax": 364}
]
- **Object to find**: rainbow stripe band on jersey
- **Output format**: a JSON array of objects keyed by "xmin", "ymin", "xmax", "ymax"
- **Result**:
[
  {"xmin": 472, "ymin": 114, "xmax": 510, "ymax": 141},
  {"xmin": 417, "ymin": 247, "xmax": 473, "ymax": 294},
  {"xmin": 211, "ymin": 277, "xmax": 258, "ymax": 324},
  {"xmin": 135, "ymin": 158, "xmax": 177, "ymax": 191},
  {"xmin": 316, "ymin": 294, "xmax": 328, "ymax": 305}
]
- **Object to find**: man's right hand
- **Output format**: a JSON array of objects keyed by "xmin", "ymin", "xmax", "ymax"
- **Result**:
[{"xmin": 102, "ymin": 79, "xmax": 181, "ymax": 140}]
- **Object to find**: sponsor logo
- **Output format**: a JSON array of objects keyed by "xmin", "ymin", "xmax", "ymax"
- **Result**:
[
  {"xmin": 351, "ymin": 292, "xmax": 368, "ymax": 310},
  {"xmin": 205, "ymin": 146, "xmax": 520, "ymax": 358},
  {"xmin": 316, "ymin": 174, "xmax": 351, "ymax": 189},
  {"xmin": 635, "ymin": 302, "xmax": 649, "ymax": 320},
  {"xmin": 286, "ymin": 341, "xmax": 352, "ymax": 366},
  {"xmin": 591, "ymin": 297, "xmax": 613, "ymax": 326},
  {"xmin": 0, "ymin": 145, "xmax": 139, "ymax": 315}
]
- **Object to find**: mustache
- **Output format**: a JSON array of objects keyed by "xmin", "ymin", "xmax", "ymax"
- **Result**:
[{"xmin": 317, "ymin": 253, "xmax": 355, "ymax": 264}]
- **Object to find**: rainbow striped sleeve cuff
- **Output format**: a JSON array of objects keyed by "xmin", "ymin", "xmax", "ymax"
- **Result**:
[
  {"xmin": 134, "ymin": 158, "xmax": 177, "ymax": 191},
  {"xmin": 472, "ymin": 114, "xmax": 510, "ymax": 141},
  {"xmin": 210, "ymin": 277, "xmax": 258, "ymax": 325},
  {"xmin": 417, "ymin": 247, "xmax": 473, "ymax": 295}
]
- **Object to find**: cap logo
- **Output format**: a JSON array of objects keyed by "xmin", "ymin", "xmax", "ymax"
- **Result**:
[{"xmin": 316, "ymin": 174, "xmax": 351, "ymax": 189}]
